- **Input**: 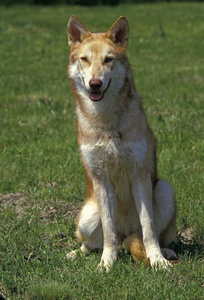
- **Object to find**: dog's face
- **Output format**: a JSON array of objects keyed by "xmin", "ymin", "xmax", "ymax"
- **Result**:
[{"xmin": 67, "ymin": 16, "xmax": 130, "ymax": 102}]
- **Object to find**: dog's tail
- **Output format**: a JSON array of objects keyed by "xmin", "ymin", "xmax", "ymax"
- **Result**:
[{"xmin": 123, "ymin": 233, "xmax": 150, "ymax": 267}]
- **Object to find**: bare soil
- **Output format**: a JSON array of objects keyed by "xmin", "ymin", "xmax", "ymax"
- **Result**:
[{"xmin": 0, "ymin": 193, "xmax": 79, "ymax": 221}]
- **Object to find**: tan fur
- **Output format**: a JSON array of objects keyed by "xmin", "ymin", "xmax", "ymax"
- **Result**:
[
  {"xmin": 66, "ymin": 15, "xmax": 178, "ymax": 271},
  {"xmin": 123, "ymin": 233, "xmax": 151, "ymax": 267}
]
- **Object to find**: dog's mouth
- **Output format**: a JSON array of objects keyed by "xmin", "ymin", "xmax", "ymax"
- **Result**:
[
  {"xmin": 90, "ymin": 91, "xmax": 104, "ymax": 101},
  {"xmin": 88, "ymin": 80, "xmax": 111, "ymax": 101}
]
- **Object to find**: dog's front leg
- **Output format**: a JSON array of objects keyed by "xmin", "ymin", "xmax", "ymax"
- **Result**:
[
  {"xmin": 132, "ymin": 175, "xmax": 171, "ymax": 269},
  {"xmin": 93, "ymin": 178, "xmax": 117, "ymax": 272}
]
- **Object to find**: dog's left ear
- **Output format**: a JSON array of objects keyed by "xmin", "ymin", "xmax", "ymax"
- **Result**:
[{"xmin": 106, "ymin": 16, "xmax": 129, "ymax": 48}]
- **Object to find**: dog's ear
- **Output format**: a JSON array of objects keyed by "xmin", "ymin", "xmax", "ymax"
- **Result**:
[
  {"xmin": 67, "ymin": 15, "xmax": 89, "ymax": 47},
  {"xmin": 106, "ymin": 16, "xmax": 129, "ymax": 48}
]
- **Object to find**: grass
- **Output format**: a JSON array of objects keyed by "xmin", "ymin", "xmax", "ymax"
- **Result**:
[{"xmin": 0, "ymin": 2, "xmax": 203, "ymax": 299}]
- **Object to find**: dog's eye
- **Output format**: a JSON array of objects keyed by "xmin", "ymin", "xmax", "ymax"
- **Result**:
[
  {"xmin": 104, "ymin": 57, "xmax": 113, "ymax": 63},
  {"xmin": 80, "ymin": 57, "xmax": 88, "ymax": 62}
]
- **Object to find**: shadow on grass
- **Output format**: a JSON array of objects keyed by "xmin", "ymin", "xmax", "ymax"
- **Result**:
[{"xmin": 175, "ymin": 229, "xmax": 204, "ymax": 260}]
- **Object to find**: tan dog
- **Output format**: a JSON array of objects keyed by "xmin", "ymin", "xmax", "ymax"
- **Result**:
[{"xmin": 66, "ymin": 15, "xmax": 177, "ymax": 271}]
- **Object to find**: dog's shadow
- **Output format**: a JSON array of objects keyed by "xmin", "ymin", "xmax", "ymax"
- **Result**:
[{"xmin": 174, "ymin": 232, "xmax": 204, "ymax": 260}]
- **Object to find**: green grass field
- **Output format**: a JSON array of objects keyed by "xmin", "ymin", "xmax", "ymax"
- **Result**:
[{"xmin": 0, "ymin": 2, "xmax": 203, "ymax": 299}]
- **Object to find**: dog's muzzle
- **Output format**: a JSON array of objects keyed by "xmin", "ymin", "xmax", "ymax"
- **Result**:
[{"xmin": 88, "ymin": 78, "xmax": 111, "ymax": 101}]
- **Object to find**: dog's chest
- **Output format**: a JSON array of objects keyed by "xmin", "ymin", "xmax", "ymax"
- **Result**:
[{"xmin": 80, "ymin": 132, "xmax": 147, "ymax": 176}]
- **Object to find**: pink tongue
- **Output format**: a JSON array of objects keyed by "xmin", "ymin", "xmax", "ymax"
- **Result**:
[{"xmin": 90, "ymin": 92, "xmax": 103, "ymax": 101}]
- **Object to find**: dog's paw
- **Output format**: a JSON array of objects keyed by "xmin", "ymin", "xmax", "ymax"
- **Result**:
[
  {"xmin": 97, "ymin": 248, "xmax": 117, "ymax": 272},
  {"xmin": 66, "ymin": 250, "xmax": 78, "ymax": 260},
  {"xmin": 97, "ymin": 260, "xmax": 112, "ymax": 272},
  {"xmin": 161, "ymin": 248, "xmax": 177, "ymax": 260},
  {"xmin": 149, "ymin": 254, "xmax": 172, "ymax": 270}
]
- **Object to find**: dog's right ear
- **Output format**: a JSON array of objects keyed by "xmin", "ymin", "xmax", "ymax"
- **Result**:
[{"xmin": 67, "ymin": 15, "xmax": 89, "ymax": 47}]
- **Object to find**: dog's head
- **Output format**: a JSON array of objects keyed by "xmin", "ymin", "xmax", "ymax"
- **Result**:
[{"xmin": 67, "ymin": 16, "xmax": 130, "ymax": 102}]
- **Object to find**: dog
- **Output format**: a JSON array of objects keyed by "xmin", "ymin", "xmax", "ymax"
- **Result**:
[{"xmin": 66, "ymin": 15, "xmax": 177, "ymax": 271}]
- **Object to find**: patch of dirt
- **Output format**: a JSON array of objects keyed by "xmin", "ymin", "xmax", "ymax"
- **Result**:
[
  {"xmin": 178, "ymin": 228, "xmax": 194, "ymax": 245},
  {"xmin": 0, "ymin": 193, "xmax": 80, "ymax": 221},
  {"xmin": 0, "ymin": 193, "xmax": 29, "ymax": 219},
  {"xmin": 39, "ymin": 201, "xmax": 79, "ymax": 221}
]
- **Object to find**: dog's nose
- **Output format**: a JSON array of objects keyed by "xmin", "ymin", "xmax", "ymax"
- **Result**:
[{"xmin": 89, "ymin": 78, "xmax": 102, "ymax": 90}]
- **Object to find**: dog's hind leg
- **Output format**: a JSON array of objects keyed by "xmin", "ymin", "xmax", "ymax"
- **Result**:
[
  {"xmin": 77, "ymin": 198, "xmax": 103, "ymax": 250},
  {"xmin": 153, "ymin": 179, "xmax": 178, "ymax": 260},
  {"xmin": 124, "ymin": 180, "xmax": 178, "ymax": 266},
  {"xmin": 131, "ymin": 178, "xmax": 177, "ymax": 268},
  {"xmin": 66, "ymin": 198, "xmax": 103, "ymax": 260},
  {"xmin": 153, "ymin": 180, "xmax": 177, "ymax": 242}
]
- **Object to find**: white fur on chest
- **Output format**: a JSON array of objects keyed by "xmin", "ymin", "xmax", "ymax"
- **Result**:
[{"xmin": 81, "ymin": 135, "xmax": 147, "ymax": 177}]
